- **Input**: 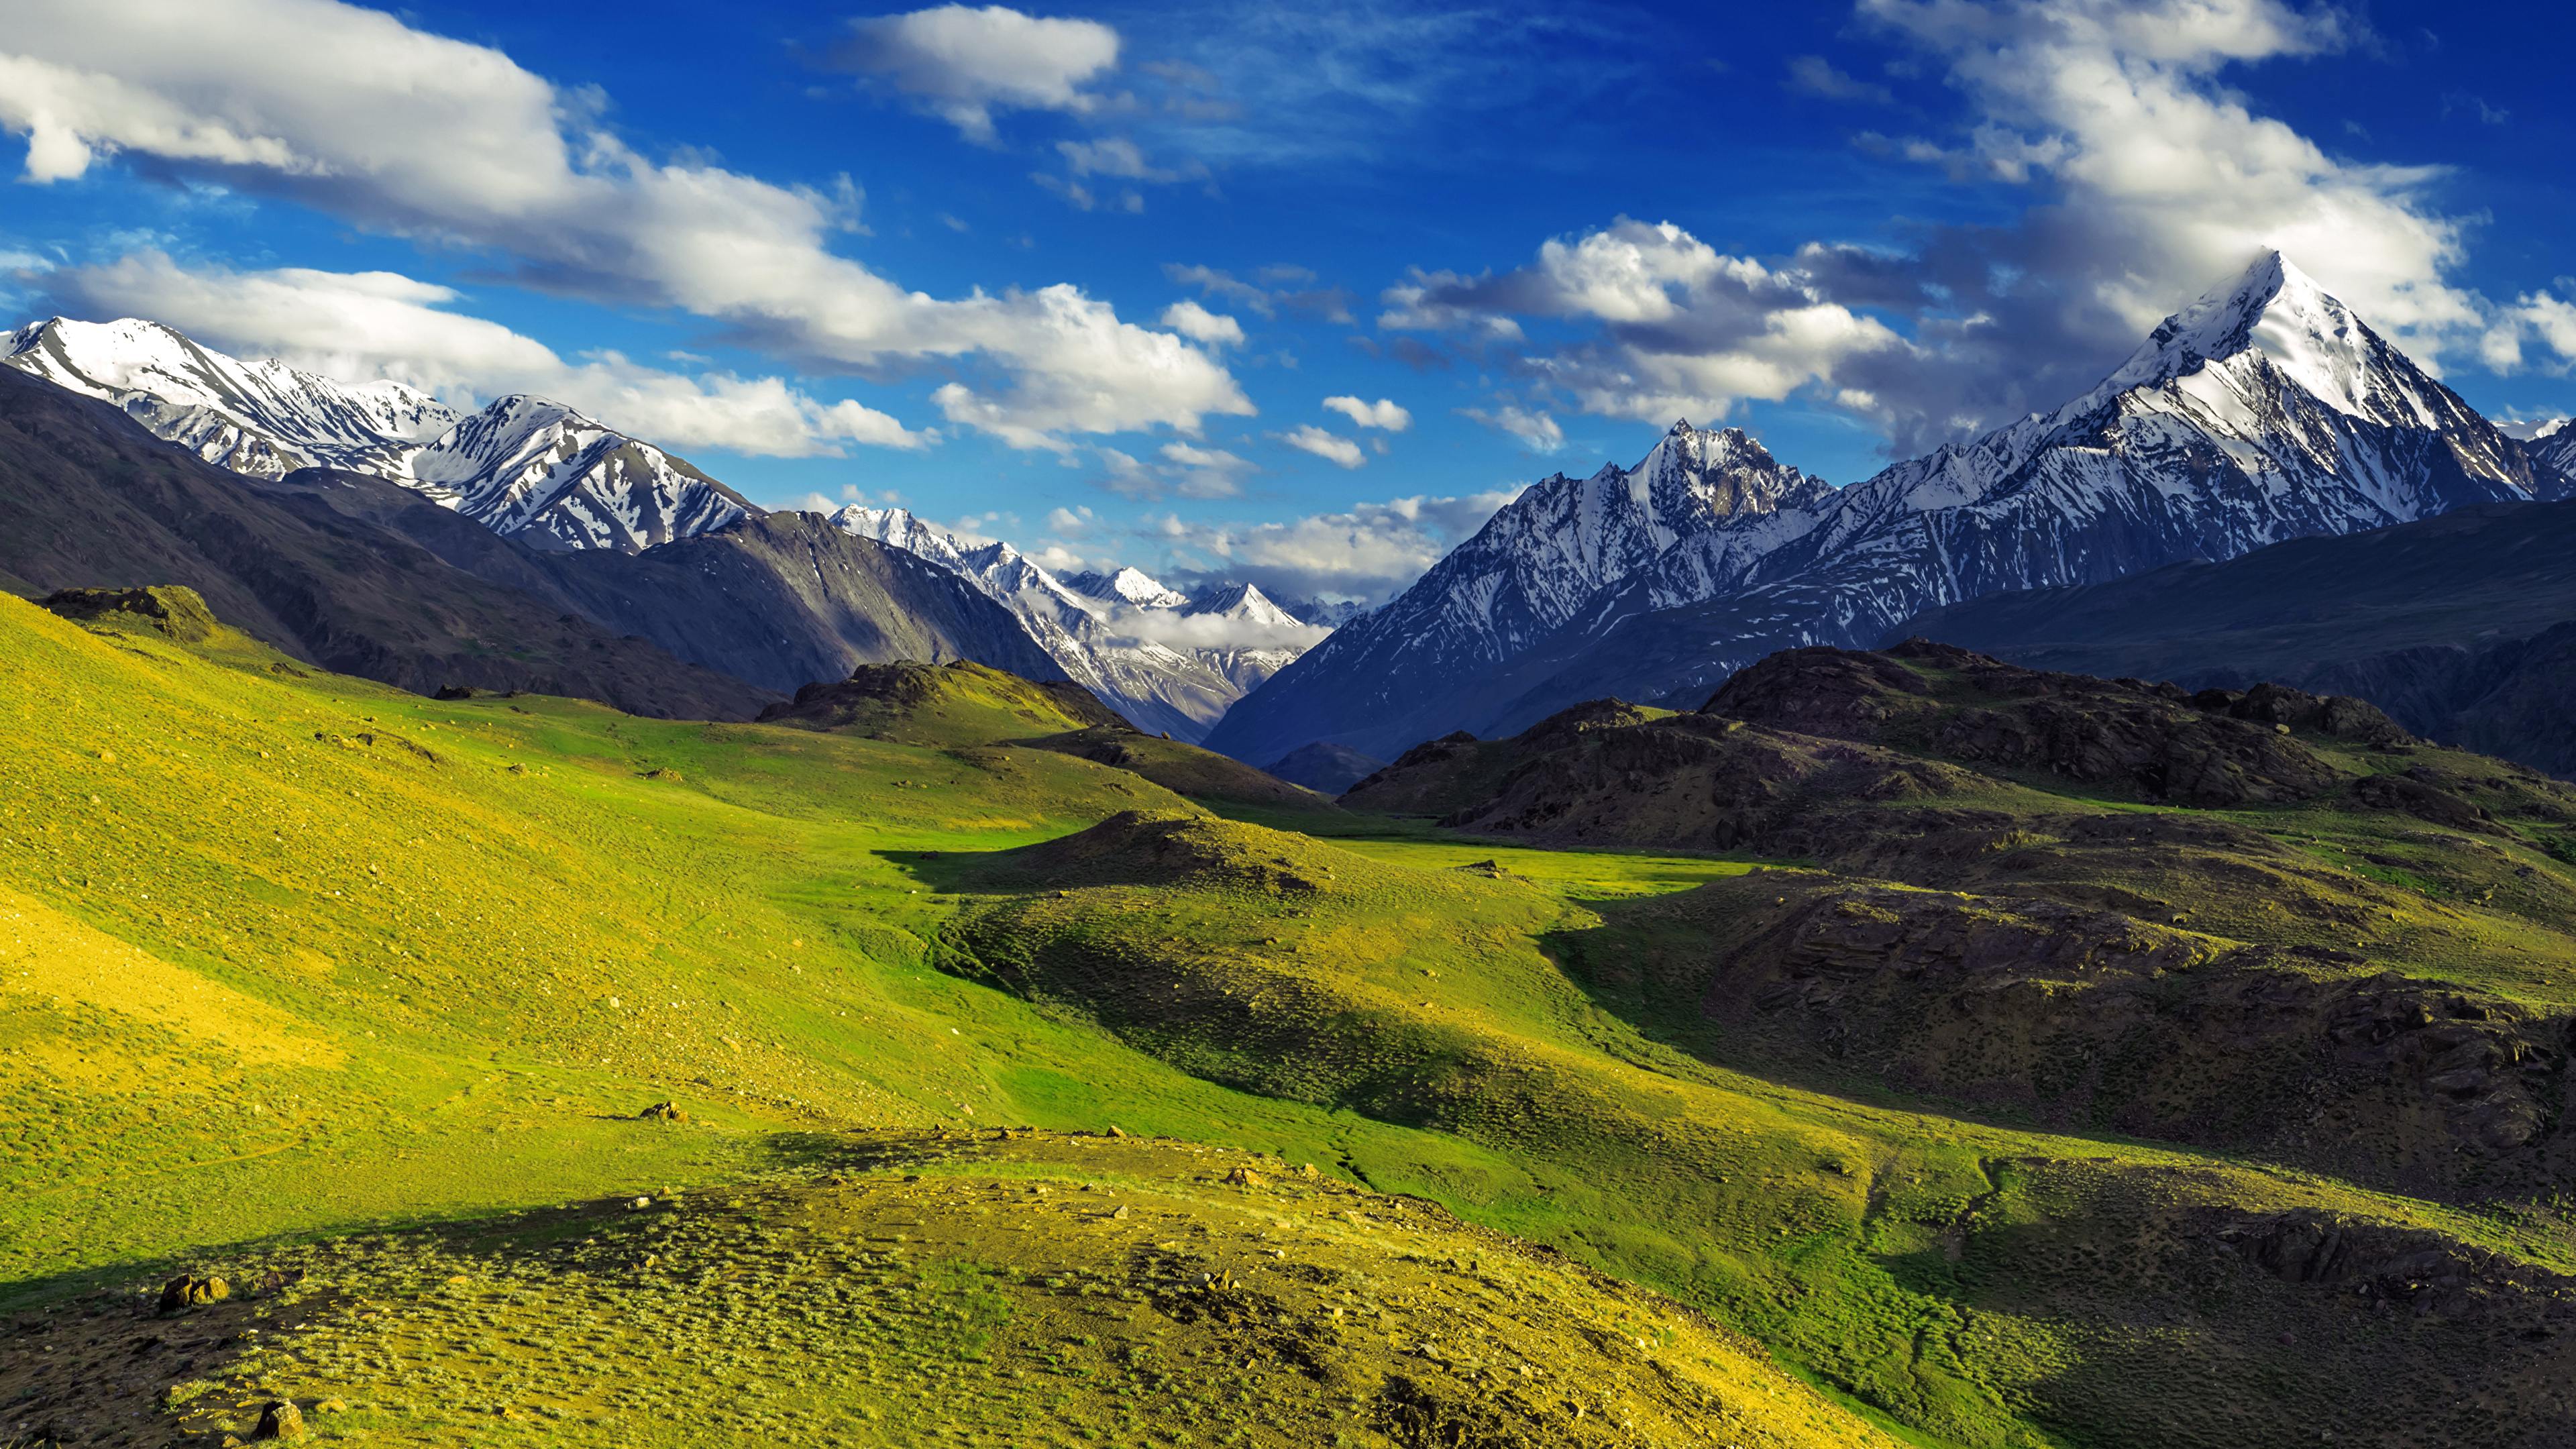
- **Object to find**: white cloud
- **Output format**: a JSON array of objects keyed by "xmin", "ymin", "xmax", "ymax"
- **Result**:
[
  {"xmin": 1278, "ymin": 423, "xmax": 1365, "ymax": 468},
  {"xmin": 831, "ymin": 4, "xmax": 1120, "ymax": 144},
  {"xmin": 1101, "ymin": 608, "xmax": 1330, "ymax": 652},
  {"xmin": 1322, "ymin": 394, "xmax": 1410, "ymax": 430},
  {"xmin": 2491, "ymin": 292, "xmax": 2576, "ymax": 372},
  {"xmin": 1457, "ymin": 405, "xmax": 1564, "ymax": 451},
  {"xmin": 0, "ymin": 0, "xmax": 1246, "ymax": 450},
  {"xmin": 1143, "ymin": 486, "xmax": 1523, "ymax": 602},
  {"xmin": 1387, "ymin": 220, "xmax": 1910, "ymax": 426},
  {"xmin": 1160, "ymin": 299, "xmax": 1245, "ymax": 347},
  {"xmin": 50, "ymin": 251, "xmax": 932, "ymax": 455}
]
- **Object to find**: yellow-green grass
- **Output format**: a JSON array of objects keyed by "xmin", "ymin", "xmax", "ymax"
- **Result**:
[
  {"xmin": 13, "ymin": 594, "xmax": 2576, "ymax": 1449},
  {"xmin": 13, "ymin": 1132, "xmax": 1899, "ymax": 1449},
  {"xmin": 946, "ymin": 810, "xmax": 2576, "ymax": 1448}
]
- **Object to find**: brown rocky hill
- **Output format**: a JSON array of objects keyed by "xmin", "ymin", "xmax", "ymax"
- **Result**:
[{"xmin": 1345, "ymin": 639, "xmax": 2576, "ymax": 1199}]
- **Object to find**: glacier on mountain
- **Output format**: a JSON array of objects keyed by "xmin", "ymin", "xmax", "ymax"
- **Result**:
[{"xmin": 1205, "ymin": 252, "xmax": 2575, "ymax": 767}]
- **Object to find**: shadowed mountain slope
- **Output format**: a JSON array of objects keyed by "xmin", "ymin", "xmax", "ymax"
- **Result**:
[
  {"xmin": 1889, "ymin": 496, "xmax": 2576, "ymax": 777},
  {"xmin": 1265, "ymin": 739, "xmax": 1387, "ymax": 794},
  {"xmin": 0, "ymin": 366, "xmax": 768, "ymax": 719},
  {"xmin": 266, "ymin": 466, "xmax": 1056, "ymax": 698}
]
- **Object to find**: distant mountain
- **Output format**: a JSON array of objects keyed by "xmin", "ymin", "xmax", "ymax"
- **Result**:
[
  {"xmin": 1063, "ymin": 566, "xmax": 1190, "ymax": 610},
  {"xmin": 1890, "ymin": 496, "xmax": 2576, "ymax": 777},
  {"xmin": 827, "ymin": 506, "xmax": 1328, "ymax": 742},
  {"xmin": 1208, "ymin": 252, "xmax": 2573, "ymax": 765},
  {"xmin": 2520, "ymin": 418, "xmax": 2576, "ymax": 480},
  {"xmin": 5, "ymin": 317, "xmax": 754, "ymax": 551},
  {"xmin": 1201, "ymin": 421, "xmax": 1834, "ymax": 763}
]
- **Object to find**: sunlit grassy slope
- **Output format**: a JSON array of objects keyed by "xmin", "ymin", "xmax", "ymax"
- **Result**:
[{"xmin": 11, "ymin": 592, "xmax": 2576, "ymax": 1449}]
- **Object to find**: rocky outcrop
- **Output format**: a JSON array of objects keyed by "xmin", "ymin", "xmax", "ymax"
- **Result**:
[
  {"xmin": 1660, "ymin": 881, "xmax": 2574, "ymax": 1193},
  {"xmin": 1705, "ymin": 640, "xmax": 2398, "ymax": 807},
  {"xmin": 2209, "ymin": 1208, "xmax": 2576, "ymax": 1323},
  {"xmin": 38, "ymin": 585, "xmax": 221, "ymax": 643}
]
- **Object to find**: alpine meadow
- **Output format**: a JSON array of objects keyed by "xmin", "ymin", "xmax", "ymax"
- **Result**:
[{"xmin": 7, "ymin": 2, "xmax": 2576, "ymax": 1448}]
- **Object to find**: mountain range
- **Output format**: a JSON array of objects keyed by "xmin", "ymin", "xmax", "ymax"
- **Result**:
[
  {"xmin": 3, "ymin": 317, "xmax": 755, "ymax": 552},
  {"xmin": 1, "ymin": 317, "xmax": 1345, "ymax": 737},
  {"xmin": 826, "ymin": 506, "xmax": 1330, "ymax": 741},
  {"xmin": 1205, "ymin": 252, "xmax": 2576, "ymax": 766}
]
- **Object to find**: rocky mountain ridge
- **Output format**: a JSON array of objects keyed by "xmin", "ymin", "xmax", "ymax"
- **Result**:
[{"xmin": 1207, "ymin": 252, "xmax": 2576, "ymax": 767}]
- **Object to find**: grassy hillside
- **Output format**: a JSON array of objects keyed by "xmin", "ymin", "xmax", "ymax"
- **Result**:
[{"xmin": 13, "ymin": 595, "xmax": 2576, "ymax": 1448}]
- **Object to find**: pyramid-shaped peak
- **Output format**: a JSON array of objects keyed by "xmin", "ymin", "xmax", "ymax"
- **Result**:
[
  {"xmin": 1666, "ymin": 417, "xmax": 1695, "ymax": 435},
  {"xmin": 2090, "ymin": 250, "xmax": 2394, "ymax": 417}
]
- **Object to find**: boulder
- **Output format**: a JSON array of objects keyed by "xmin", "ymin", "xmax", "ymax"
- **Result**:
[
  {"xmin": 158, "ymin": 1274, "xmax": 229, "ymax": 1313},
  {"xmin": 253, "ymin": 1400, "xmax": 307, "ymax": 1441}
]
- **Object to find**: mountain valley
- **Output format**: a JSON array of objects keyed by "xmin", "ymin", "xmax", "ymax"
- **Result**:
[{"xmin": 16, "ymin": 250, "xmax": 2576, "ymax": 1449}]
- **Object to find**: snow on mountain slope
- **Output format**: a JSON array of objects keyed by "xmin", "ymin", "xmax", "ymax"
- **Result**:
[
  {"xmin": 1207, "ymin": 252, "xmax": 2571, "ymax": 766},
  {"xmin": 3, "ymin": 317, "xmax": 753, "ymax": 552},
  {"xmin": 405, "ymin": 394, "xmax": 754, "ymax": 552},
  {"xmin": 4, "ymin": 316, "xmax": 459, "ymax": 478},
  {"xmin": 1201, "ymin": 421, "xmax": 1831, "ymax": 762},
  {"xmin": 2520, "ymin": 418, "xmax": 2576, "ymax": 482},
  {"xmin": 829, "ymin": 506, "xmax": 1330, "ymax": 741},
  {"xmin": 1063, "ymin": 567, "xmax": 1190, "ymax": 610}
]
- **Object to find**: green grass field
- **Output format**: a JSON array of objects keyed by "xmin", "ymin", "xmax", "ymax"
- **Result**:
[{"xmin": 9, "ymin": 593, "xmax": 2576, "ymax": 1449}]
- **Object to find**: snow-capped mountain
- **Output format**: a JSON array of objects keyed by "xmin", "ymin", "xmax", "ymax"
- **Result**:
[
  {"xmin": 3, "ymin": 317, "xmax": 754, "ymax": 552},
  {"xmin": 827, "ymin": 506, "xmax": 1328, "ymax": 741},
  {"xmin": 1063, "ymin": 567, "xmax": 1190, "ymax": 610},
  {"xmin": 1208, "ymin": 252, "xmax": 2575, "ymax": 766},
  {"xmin": 402, "ymin": 394, "xmax": 754, "ymax": 552},
  {"xmin": 3, "ymin": 315, "xmax": 460, "ymax": 478},
  {"xmin": 1203, "ymin": 421, "xmax": 1833, "ymax": 762}
]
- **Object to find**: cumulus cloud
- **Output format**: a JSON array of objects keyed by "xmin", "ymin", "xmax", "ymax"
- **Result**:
[
  {"xmin": 1385, "ymin": 0, "xmax": 2500, "ymax": 459},
  {"xmin": 1277, "ymin": 423, "xmax": 1365, "ymax": 468},
  {"xmin": 0, "ymin": 0, "xmax": 1246, "ymax": 450},
  {"xmin": 1322, "ymin": 394, "xmax": 1409, "ymax": 430},
  {"xmin": 1144, "ymin": 486, "xmax": 1523, "ymax": 603},
  {"xmin": 1099, "ymin": 607, "xmax": 1330, "ymax": 652},
  {"xmin": 47, "ymin": 252, "xmax": 930, "ymax": 454},
  {"xmin": 1159, "ymin": 299, "xmax": 1245, "ymax": 347},
  {"xmin": 830, "ymin": 4, "xmax": 1120, "ymax": 144}
]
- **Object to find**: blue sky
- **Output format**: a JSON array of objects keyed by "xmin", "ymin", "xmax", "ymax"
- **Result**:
[{"xmin": 4, "ymin": 0, "xmax": 2571, "ymax": 602}]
